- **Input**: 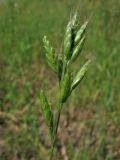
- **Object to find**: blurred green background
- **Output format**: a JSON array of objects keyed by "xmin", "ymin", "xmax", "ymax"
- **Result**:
[{"xmin": 0, "ymin": 0, "xmax": 120, "ymax": 159}]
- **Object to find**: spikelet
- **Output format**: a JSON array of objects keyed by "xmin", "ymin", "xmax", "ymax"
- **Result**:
[
  {"xmin": 71, "ymin": 13, "xmax": 78, "ymax": 31},
  {"xmin": 60, "ymin": 69, "xmax": 72, "ymax": 103},
  {"xmin": 63, "ymin": 22, "xmax": 72, "ymax": 59},
  {"xmin": 72, "ymin": 59, "xmax": 91, "ymax": 90},
  {"xmin": 71, "ymin": 36, "xmax": 85, "ymax": 62},
  {"xmin": 43, "ymin": 36, "xmax": 57, "ymax": 72},
  {"xmin": 63, "ymin": 13, "xmax": 78, "ymax": 60},
  {"xmin": 74, "ymin": 20, "xmax": 88, "ymax": 46},
  {"xmin": 40, "ymin": 89, "xmax": 53, "ymax": 127}
]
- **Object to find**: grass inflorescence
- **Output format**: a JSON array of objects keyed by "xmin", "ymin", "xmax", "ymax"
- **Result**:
[{"xmin": 40, "ymin": 13, "xmax": 91, "ymax": 160}]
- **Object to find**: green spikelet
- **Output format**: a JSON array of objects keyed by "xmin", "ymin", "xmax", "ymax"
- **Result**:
[
  {"xmin": 64, "ymin": 13, "xmax": 78, "ymax": 60},
  {"xmin": 74, "ymin": 20, "xmax": 88, "ymax": 46},
  {"xmin": 40, "ymin": 89, "xmax": 53, "ymax": 127},
  {"xmin": 60, "ymin": 70, "xmax": 71, "ymax": 103},
  {"xmin": 71, "ymin": 36, "xmax": 85, "ymax": 62},
  {"xmin": 72, "ymin": 60, "xmax": 91, "ymax": 90},
  {"xmin": 43, "ymin": 36, "xmax": 57, "ymax": 72},
  {"xmin": 71, "ymin": 13, "xmax": 78, "ymax": 31},
  {"xmin": 63, "ymin": 23, "xmax": 72, "ymax": 59}
]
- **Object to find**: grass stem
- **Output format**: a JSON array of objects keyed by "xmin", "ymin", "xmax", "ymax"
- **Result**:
[{"xmin": 49, "ymin": 103, "xmax": 62, "ymax": 160}]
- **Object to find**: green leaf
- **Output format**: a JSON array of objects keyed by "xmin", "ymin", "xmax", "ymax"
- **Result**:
[
  {"xmin": 43, "ymin": 36, "xmax": 57, "ymax": 72},
  {"xmin": 60, "ymin": 69, "xmax": 72, "ymax": 103},
  {"xmin": 71, "ymin": 60, "xmax": 91, "ymax": 90}
]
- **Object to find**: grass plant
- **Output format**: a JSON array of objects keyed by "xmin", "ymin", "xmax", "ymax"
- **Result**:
[{"xmin": 40, "ymin": 13, "xmax": 91, "ymax": 160}]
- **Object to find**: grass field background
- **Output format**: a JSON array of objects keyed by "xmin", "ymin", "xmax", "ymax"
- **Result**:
[{"xmin": 0, "ymin": 0, "xmax": 120, "ymax": 159}]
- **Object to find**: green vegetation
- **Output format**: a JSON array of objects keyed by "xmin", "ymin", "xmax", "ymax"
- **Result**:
[
  {"xmin": 40, "ymin": 13, "xmax": 91, "ymax": 160},
  {"xmin": 0, "ymin": 0, "xmax": 120, "ymax": 160}
]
